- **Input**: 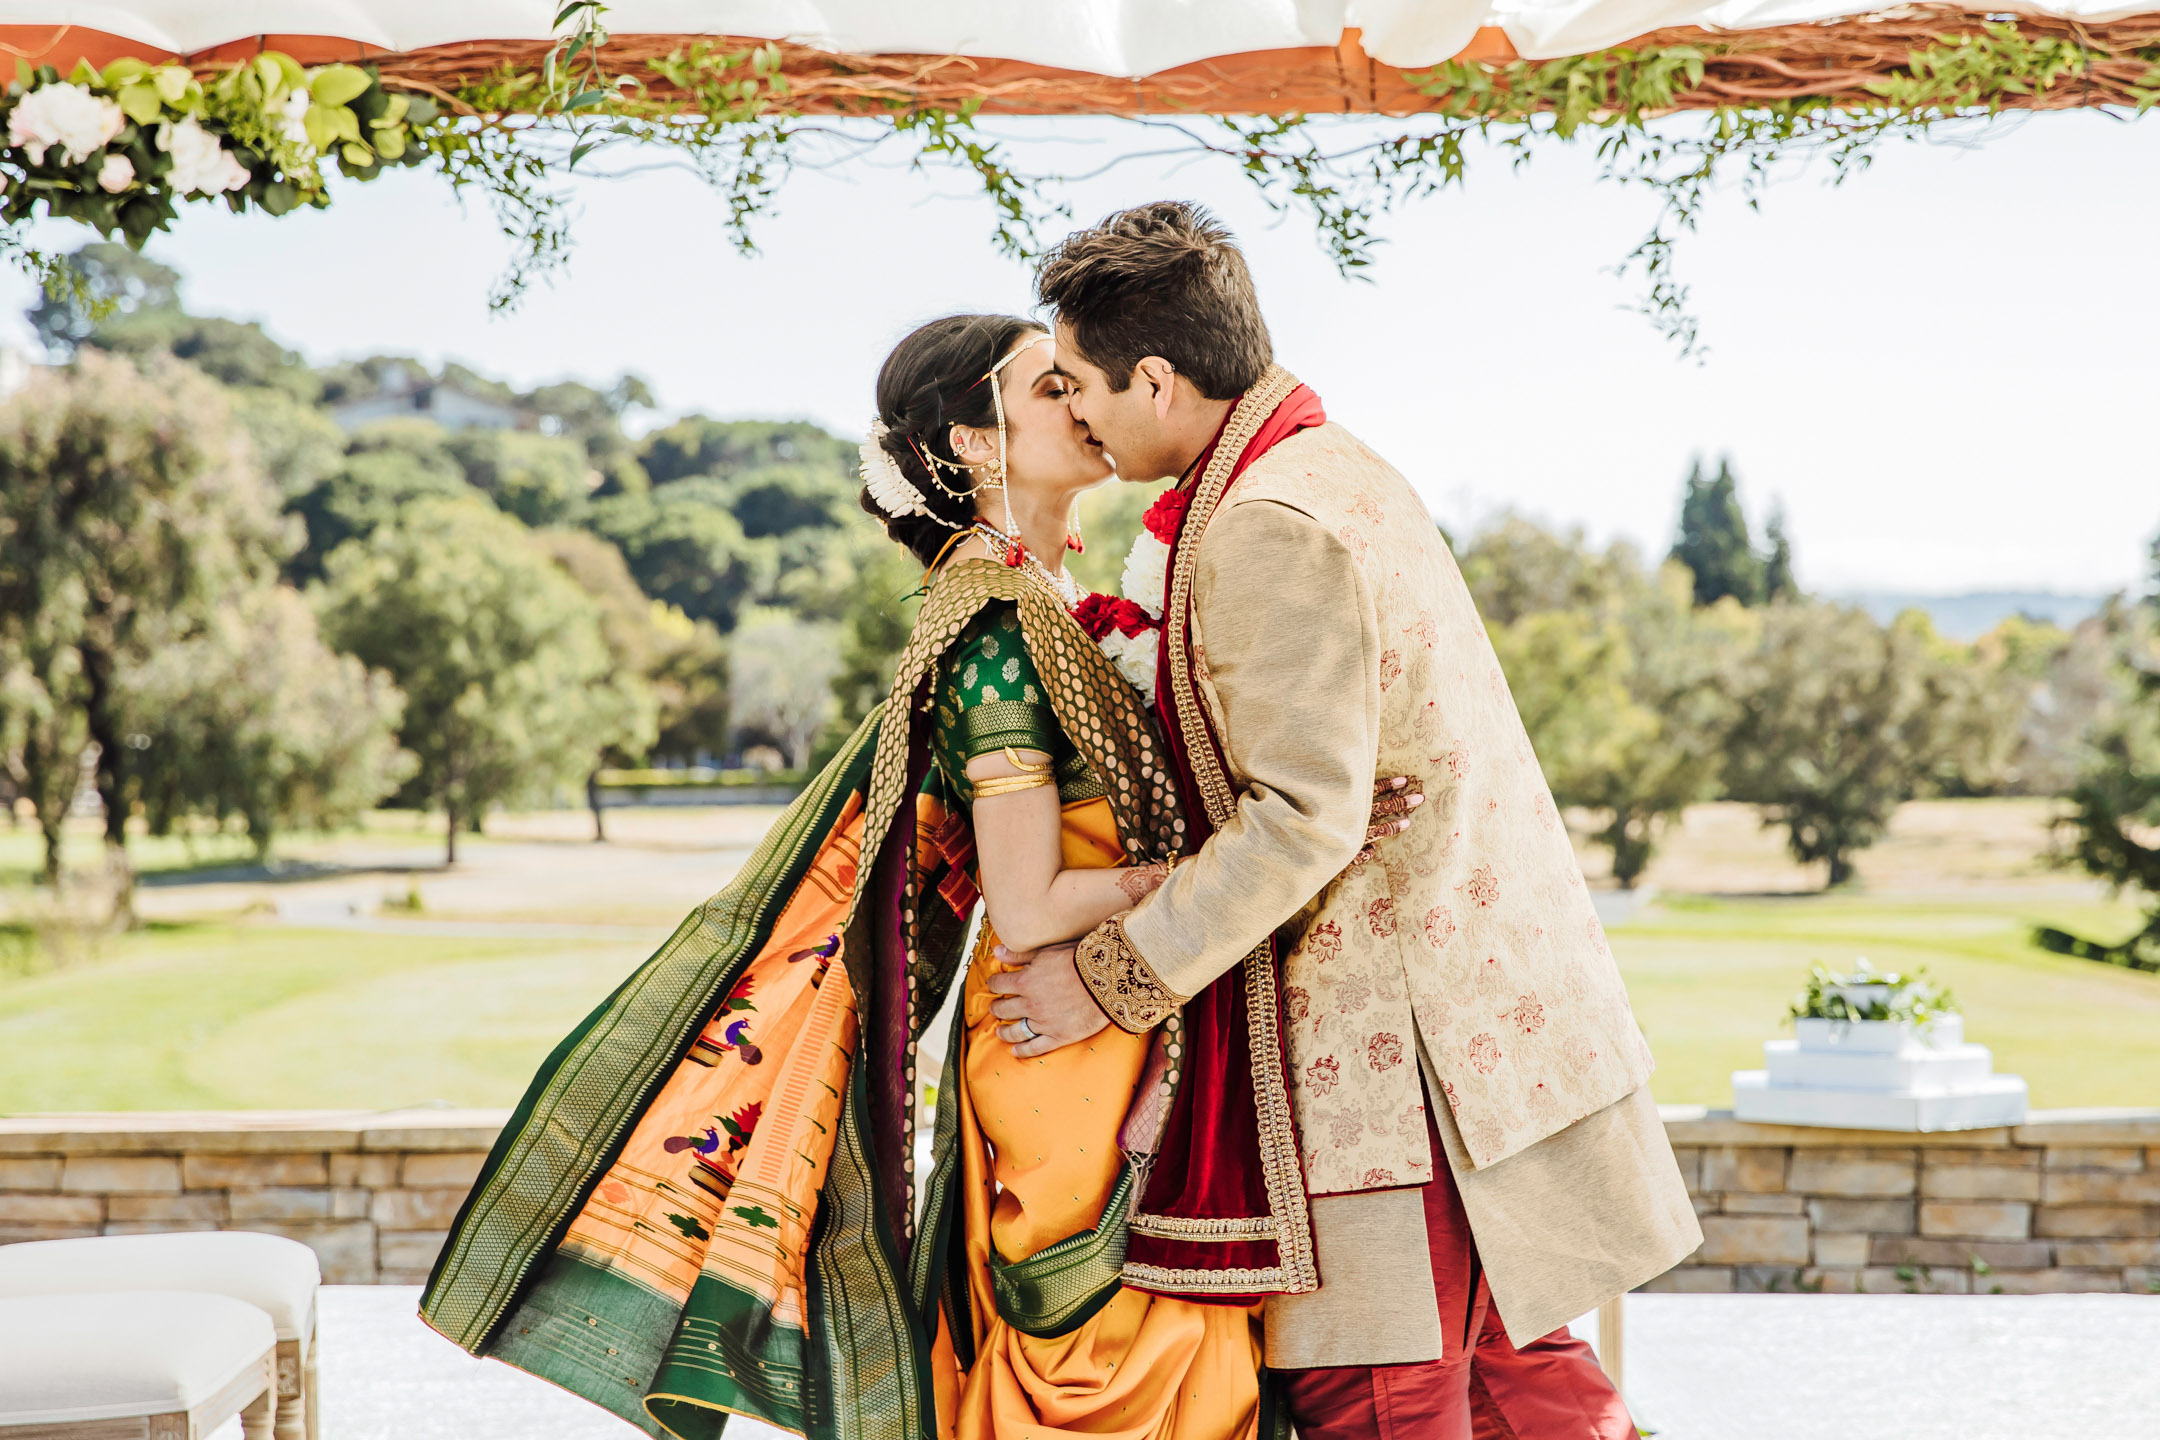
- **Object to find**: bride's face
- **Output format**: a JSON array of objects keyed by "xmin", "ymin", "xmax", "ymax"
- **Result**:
[{"xmin": 961, "ymin": 334, "xmax": 1113, "ymax": 500}]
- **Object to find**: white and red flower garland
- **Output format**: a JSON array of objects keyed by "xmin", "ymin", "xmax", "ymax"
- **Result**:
[{"xmin": 1074, "ymin": 487, "xmax": 1189, "ymax": 697}]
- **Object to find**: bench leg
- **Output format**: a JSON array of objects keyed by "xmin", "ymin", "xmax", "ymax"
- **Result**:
[
  {"xmin": 240, "ymin": 1383, "xmax": 276, "ymax": 1440},
  {"xmin": 274, "ymin": 1338, "xmax": 307, "ymax": 1440}
]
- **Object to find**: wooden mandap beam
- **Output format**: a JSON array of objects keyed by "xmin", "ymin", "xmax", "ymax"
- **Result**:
[{"xmin": 4, "ymin": 13, "xmax": 2158, "ymax": 115}]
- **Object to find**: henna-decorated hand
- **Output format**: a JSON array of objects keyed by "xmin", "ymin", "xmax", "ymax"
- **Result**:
[{"xmin": 1364, "ymin": 774, "xmax": 1424, "ymax": 856}]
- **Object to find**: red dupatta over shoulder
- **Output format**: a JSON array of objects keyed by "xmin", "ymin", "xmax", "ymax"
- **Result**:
[{"xmin": 1123, "ymin": 369, "xmax": 1328, "ymax": 1301}]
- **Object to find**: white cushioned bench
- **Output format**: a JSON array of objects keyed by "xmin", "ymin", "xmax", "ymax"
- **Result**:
[
  {"xmin": 0, "ymin": 1234, "xmax": 319, "ymax": 1440},
  {"xmin": 0, "ymin": 1291, "xmax": 275, "ymax": 1440}
]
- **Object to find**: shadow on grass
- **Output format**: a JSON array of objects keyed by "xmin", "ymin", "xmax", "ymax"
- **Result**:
[{"xmin": 134, "ymin": 857, "xmax": 447, "ymax": 889}]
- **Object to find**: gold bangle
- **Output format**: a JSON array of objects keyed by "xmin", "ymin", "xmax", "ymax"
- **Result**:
[
  {"xmin": 971, "ymin": 772, "xmax": 1053, "ymax": 799},
  {"xmin": 1002, "ymin": 746, "xmax": 1055, "ymax": 774}
]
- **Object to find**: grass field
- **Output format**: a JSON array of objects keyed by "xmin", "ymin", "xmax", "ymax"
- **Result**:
[
  {"xmin": 0, "ymin": 799, "xmax": 2155, "ymax": 1114},
  {"xmin": 1613, "ymin": 890, "xmax": 2160, "ymax": 1109}
]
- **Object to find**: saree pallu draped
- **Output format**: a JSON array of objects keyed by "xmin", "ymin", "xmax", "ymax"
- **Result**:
[
  {"xmin": 1121, "ymin": 369, "xmax": 1332, "ymax": 1302},
  {"xmin": 420, "ymin": 562, "xmax": 1188, "ymax": 1440}
]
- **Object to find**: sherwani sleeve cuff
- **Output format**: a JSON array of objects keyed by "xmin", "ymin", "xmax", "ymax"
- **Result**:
[{"xmin": 1075, "ymin": 914, "xmax": 1183, "ymax": 1033}]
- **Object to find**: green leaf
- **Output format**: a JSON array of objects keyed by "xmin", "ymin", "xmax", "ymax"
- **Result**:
[
  {"xmin": 152, "ymin": 65, "xmax": 193, "ymax": 104},
  {"xmin": 370, "ymin": 126, "xmax": 406, "ymax": 160},
  {"xmin": 340, "ymin": 141, "xmax": 373, "ymax": 166},
  {"xmin": 309, "ymin": 64, "xmax": 372, "ymax": 108},
  {"xmin": 254, "ymin": 53, "xmax": 284, "ymax": 95},
  {"xmin": 100, "ymin": 57, "xmax": 151, "ymax": 86},
  {"xmin": 116, "ymin": 83, "xmax": 163, "ymax": 126},
  {"xmin": 303, "ymin": 108, "xmax": 337, "ymax": 152}
]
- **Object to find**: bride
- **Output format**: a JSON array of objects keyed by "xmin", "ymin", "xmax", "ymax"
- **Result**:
[{"xmin": 421, "ymin": 315, "xmax": 1405, "ymax": 1440}]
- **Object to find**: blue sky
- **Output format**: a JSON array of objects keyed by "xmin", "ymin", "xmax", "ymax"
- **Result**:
[{"xmin": 4, "ymin": 111, "xmax": 2154, "ymax": 595}]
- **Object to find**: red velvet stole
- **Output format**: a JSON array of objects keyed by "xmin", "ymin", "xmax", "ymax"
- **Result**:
[{"xmin": 1126, "ymin": 384, "xmax": 1326, "ymax": 1300}]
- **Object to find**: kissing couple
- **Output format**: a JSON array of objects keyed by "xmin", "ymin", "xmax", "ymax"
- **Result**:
[{"xmin": 422, "ymin": 202, "xmax": 1700, "ymax": 1440}]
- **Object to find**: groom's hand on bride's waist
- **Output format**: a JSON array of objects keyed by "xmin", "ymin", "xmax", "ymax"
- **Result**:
[{"xmin": 987, "ymin": 942, "xmax": 1111, "ymax": 1058}]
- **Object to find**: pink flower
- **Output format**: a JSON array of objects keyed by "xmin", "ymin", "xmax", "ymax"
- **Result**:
[
  {"xmin": 1304, "ymin": 920, "xmax": 1343, "ymax": 964},
  {"xmin": 1305, "ymin": 1055, "xmax": 1341, "ymax": 1095},
  {"xmin": 95, "ymin": 154, "xmax": 134, "ymax": 193},
  {"xmin": 1366, "ymin": 1033, "xmax": 1404, "ymax": 1071}
]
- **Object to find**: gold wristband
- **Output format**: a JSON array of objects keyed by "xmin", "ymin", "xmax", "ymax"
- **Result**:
[
  {"xmin": 1002, "ymin": 746, "xmax": 1055, "ymax": 774},
  {"xmin": 971, "ymin": 772, "xmax": 1053, "ymax": 799}
]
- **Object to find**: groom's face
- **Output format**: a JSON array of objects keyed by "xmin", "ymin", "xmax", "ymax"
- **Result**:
[{"xmin": 1052, "ymin": 322, "xmax": 1179, "ymax": 484}]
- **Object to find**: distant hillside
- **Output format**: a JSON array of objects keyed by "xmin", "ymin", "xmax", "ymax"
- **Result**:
[{"xmin": 1838, "ymin": 591, "xmax": 2112, "ymax": 641}]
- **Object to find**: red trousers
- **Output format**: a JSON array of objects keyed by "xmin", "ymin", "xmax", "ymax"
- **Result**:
[{"xmin": 1276, "ymin": 1106, "xmax": 1635, "ymax": 1440}]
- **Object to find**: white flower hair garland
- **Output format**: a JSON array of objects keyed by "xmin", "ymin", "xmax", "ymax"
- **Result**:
[{"xmin": 859, "ymin": 419, "xmax": 933, "ymax": 520}]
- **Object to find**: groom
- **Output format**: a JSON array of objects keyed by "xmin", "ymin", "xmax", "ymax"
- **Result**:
[{"xmin": 989, "ymin": 201, "xmax": 1700, "ymax": 1439}]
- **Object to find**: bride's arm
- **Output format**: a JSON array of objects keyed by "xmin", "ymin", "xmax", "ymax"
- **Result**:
[{"xmin": 964, "ymin": 747, "xmax": 1165, "ymax": 952}]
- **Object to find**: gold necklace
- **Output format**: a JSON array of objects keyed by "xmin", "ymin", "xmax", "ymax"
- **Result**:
[{"xmin": 971, "ymin": 522, "xmax": 1081, "ymax": 609}]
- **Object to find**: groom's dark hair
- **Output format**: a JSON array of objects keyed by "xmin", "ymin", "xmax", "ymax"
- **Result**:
[{"xmin": 1035, "ymin": 201, "xmax": 1271, "ymax": 399}]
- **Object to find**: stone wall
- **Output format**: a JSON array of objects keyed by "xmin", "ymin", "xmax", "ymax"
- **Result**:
[
  {"xmin": 1655, "ymin": 1106, "xmax": 2160, "ymax": 1295},
  {"xmin": 0, "ymin": 1110, "xmax": 503, "ymax": 1283},
  {"xmin": 5, "ymin": 1106, "xmax": 2157, "ymax": 1292}
]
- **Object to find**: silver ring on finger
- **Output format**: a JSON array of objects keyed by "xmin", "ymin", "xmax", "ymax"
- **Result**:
[{"xmin": 1014, "ymin": 1017, "xmax": 1038, "ymax": 1042}]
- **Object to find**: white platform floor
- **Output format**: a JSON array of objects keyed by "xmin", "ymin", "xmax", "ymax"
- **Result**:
[{"xmin": 284, "ymin": 1286, "xmax": 2160, "ymax": 1440}]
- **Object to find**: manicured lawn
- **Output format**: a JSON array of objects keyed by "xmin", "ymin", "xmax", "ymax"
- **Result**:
[
  {"xmin": 1, "ymin": 880, "xmax": 2155, "ymax": 1115},
  {"xmin": 0, "ymin": 923, "xmax": 648, "ymax": 1112},
  {"xmin": 1612, "ymin": 890, "xmax": 2160, "ymax": 1110}
]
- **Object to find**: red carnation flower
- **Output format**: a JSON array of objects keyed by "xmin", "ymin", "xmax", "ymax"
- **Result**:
[
  {"xmin": 1073, "ymin": 592, "xmax": 1156, "ymax": 641},
  {"xmin": 1141, "ymin": 489, "xmax": 1192, "ymax": 544}
]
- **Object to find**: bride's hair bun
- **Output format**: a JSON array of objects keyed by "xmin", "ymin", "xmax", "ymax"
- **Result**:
[{"xmin": 863, "ymin": 313, "xmax": 1042, "ymax": 567}]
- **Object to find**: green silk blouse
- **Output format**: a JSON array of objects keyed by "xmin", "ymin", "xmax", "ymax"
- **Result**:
[{"xmin": 931, "ymin": 602, "xmax": 1105, "ymax": 806}]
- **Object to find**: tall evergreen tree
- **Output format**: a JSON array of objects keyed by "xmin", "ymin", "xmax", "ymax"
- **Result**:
[
  {"xmin": 1762, "ymin": 501, "xmax": 1799, "ymax": 602},
  {"xmin": 1670, "ymin": 456, "xmax": 1765, "ymax": 607}
]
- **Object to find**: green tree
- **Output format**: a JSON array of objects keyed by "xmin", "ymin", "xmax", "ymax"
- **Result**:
[
  {"xmin": 638, "ymin": 418, "xmax": 852, "ymax": 487},
  {"xmin": 814, "ymin": 542, "xmax": 922, "ymax": 767},
  {"xmin": 449, "ymin": 429, "xmax": 596, "ymax": 528},
  {"xmin": 1761, "ymin": 502, "xmax": 1799, "ymax": 602},
  {"xmin": 1671, "ymin": 456, "xmax": 1766, "ymax": 607},
  {"xmin": 284, "ymin": 420, "xmax": 476, "ymax": 583},
  {"xmin": 1723, "ymin": 603, "xmax": 1957, "ymax": 887},
  {"xmin": 587, "ymin": 485, "xmax": 773, "ymax": 630},
  {"xmin": 2041, "ymin": 543, "xmax": 2160, "ymax": 970},
  {"xmin": 729, "ymin": 607, "xmax": 840, "ymax": 769},
  {"xmin": 0, "ymin": 353, "xmax": 293, "ymax": 914},
  {"xmin": 315, "ymin": 498, "xmax": 625, "ymax": 863},
  {"xmin": 126, "ymin": 586, "xmax": 413, "ymax": 857}
]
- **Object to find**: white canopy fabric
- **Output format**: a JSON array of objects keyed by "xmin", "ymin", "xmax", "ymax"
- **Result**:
[{"xmin": 8, "ymin": 0, "xmax": 2156, "ymax": 67}]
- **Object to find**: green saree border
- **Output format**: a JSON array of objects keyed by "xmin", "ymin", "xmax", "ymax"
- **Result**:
[{"xmin": 421, "ymin": 710, "xmax": 883, "ymax": 1353}]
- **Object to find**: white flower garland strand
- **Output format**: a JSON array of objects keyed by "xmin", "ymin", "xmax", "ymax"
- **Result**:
[{"xmin": 1099, "ymin": 525, "xmax": 1171, "ymax": 695}]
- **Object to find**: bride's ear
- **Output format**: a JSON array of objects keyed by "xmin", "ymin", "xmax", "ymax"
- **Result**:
[{"xmin": 949, "ymin": 424, "xmax": 994, "ymax": 464}]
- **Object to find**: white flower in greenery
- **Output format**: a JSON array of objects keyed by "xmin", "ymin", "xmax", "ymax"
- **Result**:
[
  {"xmin": 1118, "ymin": 533, "xmax": 1170, "ymax": 622},
  {"xmin": 1100, "ymin": 627, "xmax": 1158, "ymax": 696},
  {"xmin": 278, "ymin": 89, "xmax": 312, "ymax": 147},
  {"xmin": 95, "ymin": 153, "xmax": 134, "ymax": 193},
  {"xmin": 8, "ymin": 81, "xmax": 125, "ymax": 166},
  {"xmin": 156, "ymin": 117, "xmax": 250, "ymax": 195}
]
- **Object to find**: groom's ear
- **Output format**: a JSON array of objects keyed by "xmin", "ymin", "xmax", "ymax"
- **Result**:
[{"xmin": 1133, "ymin": 356, "xmax": 1178, "ymax": 421}]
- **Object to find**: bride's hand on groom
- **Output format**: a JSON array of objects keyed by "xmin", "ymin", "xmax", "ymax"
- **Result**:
[{"xmin": 986, "ymin": 942, "xmax": 1110, "ymax": 1059}]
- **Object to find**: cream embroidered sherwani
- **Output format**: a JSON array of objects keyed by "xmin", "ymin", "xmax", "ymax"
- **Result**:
[{"xmin": 1084, "ymin": 420, "xmax": 1700, "ymax": 1366}]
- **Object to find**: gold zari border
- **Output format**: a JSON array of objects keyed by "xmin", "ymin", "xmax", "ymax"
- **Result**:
[
  {"xmin": 1076, "ymin": 915, "xmax": 1182, "ymax": 1033},
  {"xmin": 1127, "ymin": 1213, "xmax": 1279, "ymax": 1241},
  {"xmin": 1122, "ymin": 1262, "xmax": 1297, "ymax": 1293},
  {"xmin": 1146, "ymin": 365, "xmax": 1322, "ymax": 1296}
]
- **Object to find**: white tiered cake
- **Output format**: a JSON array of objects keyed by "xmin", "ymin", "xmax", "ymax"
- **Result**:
[{"xmin": 1732, "ymin": 1013, "xmax": 2029, "ymax": 1131}]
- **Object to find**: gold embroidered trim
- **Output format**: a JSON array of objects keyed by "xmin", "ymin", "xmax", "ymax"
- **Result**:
[
  {"xmin": 1122, "ymin": 1262, "xmax": 1296, "ymax": 1293},
  {"xmin": 1160, "ymin": 366, "xmax": 1322, "ymax": 1295},
  {"xmin": 1075, "ymin": 915, "xmax": 1182, "ymax": 1033},
  {"xmin": 1127, "ymin": 1213, "xmax": 1279, "ymax": 1240}
]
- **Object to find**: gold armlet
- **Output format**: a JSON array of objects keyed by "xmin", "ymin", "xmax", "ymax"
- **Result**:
[
  {"xmin": 1075, "ymin": 916, "xmax": 1184, "ymax": 1034},
  {"xmin": 1002, "ymin": 746, "xmax": 1055, "ymax": 774},
  {"xmin": 971, "ymin": 772, "xmax": 1054, "ymax": 799}
]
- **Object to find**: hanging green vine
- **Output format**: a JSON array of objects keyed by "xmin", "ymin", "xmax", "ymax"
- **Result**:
[{"xmin": 5, "ymin": 6, "xmax": 2157, "ymax": 348}]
